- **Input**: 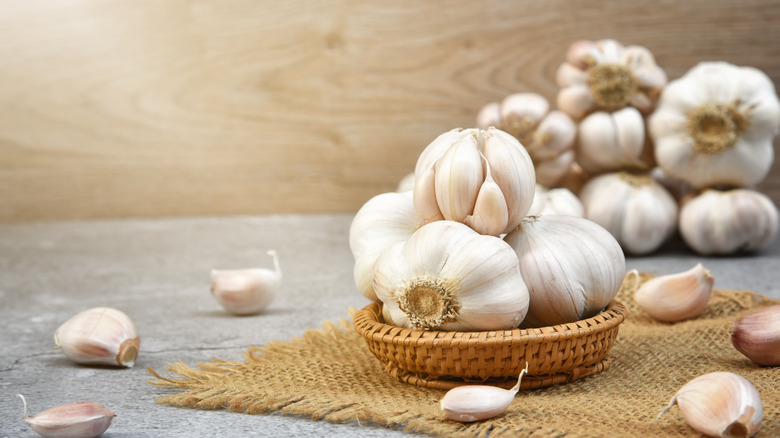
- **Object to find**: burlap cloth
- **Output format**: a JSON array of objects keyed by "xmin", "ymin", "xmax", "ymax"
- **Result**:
[{"xmin": 149, "ymin": 273, "xmax": 780, "ymax": 437}]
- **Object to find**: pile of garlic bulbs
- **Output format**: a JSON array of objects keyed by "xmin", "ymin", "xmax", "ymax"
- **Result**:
[{"xmin": 350, "ymin": 128, "xmax": 626, "ymax": 331}]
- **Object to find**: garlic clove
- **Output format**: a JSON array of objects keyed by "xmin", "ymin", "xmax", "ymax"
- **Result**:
[
  {"xmin": 476, "ymin": 102, "xmax": 501, "ymax": 130},
  {"xmin": 433, "ymin": 135, "xmax": 483, "ymax": 222},
  {"xmin": 413, "ymin": 165, "xmax": 446, "ymax": 224},
  {"xmin": 634, "ymin": 264, "xmax": 713, "ymax": 322},
  {"xmin": 211, "ymin": 250, "xmax": 282, "ymax": 315},
  {"xmin": 556, "ymin": 83, "xmax": 594, "ymax": 120},
  {"xmin": 499, "ymin": 93, "xmax": 549, "ymax": 139},
  {"xmin": 577, "ymin": 107, "xmax": 647, "ymax": 175},
  {"xmin": 658, "ymin": 372, "xmax": 763, "ymax": 437},
  {"xmin": 464, "ymin": 159, "xmax": 509, "ymax": 236},
  {"xmin": 731, "ymin": 305, "xmax": 780, "ymax": 366},
  {"xmin": 54, "ymin": 307, "xmax": 139, "ymax": 368},
  {"xmin": 18, "ymin": 394, "xmax": 115, "ymax": 438},
  {"xmin": 441, "ymin": 363, "xmax": 529, "ymax": 422}
]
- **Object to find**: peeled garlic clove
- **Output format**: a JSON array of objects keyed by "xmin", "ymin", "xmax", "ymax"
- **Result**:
[
  {"xmin": 54, "ymin": 307, "xmax": 139, "ymax": 367},
  {"xmin": 211, "ymin": 250, "xmax": 282, "ymax": 315},
  {"xmin": 18, "ymin": 394, "xmax": 115, "ymax": 438},
  {"xmin": 731, "ymin": 305, "xmax": 780, "ymax": 366},
  {"xmin": 441, "ymin": 363, "xmax": 529, "ymax": 422},
  {"xmin": 658, "ymin": 372, "xmax": 763, "ymax": 437},
  {"xmin": 634, "ymin": 264, "xmax": 713, "ymax": 322}
]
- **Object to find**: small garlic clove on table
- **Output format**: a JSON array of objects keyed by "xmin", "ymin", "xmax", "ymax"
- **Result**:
[
  {"xmin": 634, "ymin": 263, "xmax": 713, "ymax": 322},
  {"xmin": 441, "ymin": 364, "xmax": 529, "ymax": 422},
  {"xmin": 211, "ymin": 250, "xmax": 282, "ymax": 315},
  {"xmin": 54, "ymin": 307, "xmax": 139, "ymax": 367},
  {"xmin": 18, "ymin": 394, "xmax": 115, "ymax": 438},
  {"xmin": 731, "ymin": 305, "xmax": 780, "ymax": 366}
]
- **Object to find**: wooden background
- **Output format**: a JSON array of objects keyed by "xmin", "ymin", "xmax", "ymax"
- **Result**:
[{"xmin": 1, "ymin": 0, "xmax": 779, "ymax": 222}]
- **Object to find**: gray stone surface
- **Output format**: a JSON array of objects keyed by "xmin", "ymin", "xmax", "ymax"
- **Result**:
[{"xmin": 1, "ymin": 214, "xmax": 778, "ymax": 437}]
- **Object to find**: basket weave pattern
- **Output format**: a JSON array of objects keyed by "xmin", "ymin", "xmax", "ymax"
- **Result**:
[{"xmin": 353, "ymin": 300, "xmax": 626, "ymax": 390}]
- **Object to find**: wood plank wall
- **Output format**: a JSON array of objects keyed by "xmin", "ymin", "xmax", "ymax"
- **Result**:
[{"xmin": 1, "ymin": 0, "xmax": 779, "ymax": 222}]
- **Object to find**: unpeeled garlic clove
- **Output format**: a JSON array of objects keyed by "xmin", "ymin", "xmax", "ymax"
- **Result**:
[
  {"xmin": 211, "ymin": 250, "xmax": 282, "ymax": 315},
  {"xmin": 731, "ymin": 305, "xmax": 780, "ymax": 366},
  {"xmin": 634, "ymin": 264, "xmax": 713, "ymax": 322},
  {"xmin": 576, "ymin": 107, "xmax": 648, "ymax": 175},
  {"xmin": 441, "ymin": 363, "xmax": 529, "ymax": 422},
  {"xmin": 54, "ymin": 307, "xmax": 139, "ymax": 367},
  {"xmin": 658, "ymin": 372, "xmax": 763, "ymax": 437},
  {"xmin": 18, "ymin": 394, "xmax": 116, "ymax": 438}
]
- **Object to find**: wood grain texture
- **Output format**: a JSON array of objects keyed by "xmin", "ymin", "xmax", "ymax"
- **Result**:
[{"xmin": 1, "ymin": 0, "xmax": 779, "ymax": 221}]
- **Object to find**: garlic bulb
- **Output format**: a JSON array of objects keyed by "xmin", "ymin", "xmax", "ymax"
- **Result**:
[
  {"xmin": 18, "ymin": 394, "xmax": 115, "ymax": 438},
  {"xmin": 504, "ymin": 215, "xmax": 625, "ymax": 327},
  {"xmin": 413, "ymin": 127, "xmax": 535, "ymax": 236},
  {"xmin": 349, "ymin": 191, "xmax": 422, "ymax": 300},
  {"xmin": 634, "ymin": 264, "xmax": 713, "ymax": 322},
  {"xmin": 211, "ymin": 250, "xmax": 282, "ymax": 315},
  {"xmin": 679, "ymin": 188, "xmax": 779, "ymax": 255},
  {"xmin": 658, "ymin": 372, "xmax": 763, "ymax": 437},
  {"xmin": 440, "ymin": 363, "xmax": 529, "ymax": 422},
  {"xmin": 476, "ymin": 94, "xmax": 576, "ymax": 187},
  {"xmin": 649, "ymin": 62, "xmax": 780, "ymax": 189},
  {"xmin": 54, "ymin": 307, "xmax": 139, "ymax": 367},
  {"xmin": 373, "ymin": 220, "xmax": 529, "ymax": 331},
  {"xmin": 731, "ymin": 305, "xmax": 780, "ymax": 366},
  {"xmin": 576, "ymin": 107, "xmax": 651, "ymax": 175},
  {"xmin": 556, "ymin": 38, "xmax": 667, "ymax": 120},
  {"xmin": 579, "ymin": 171, "xmax": 678, "ymax": 254},
  {"xmin": 396, "ymin": 172, "xmax": 415, "ymax": 192},
  {"xmin": 527, "ymin": 184, "xmax": 584, "ymax": 217}
]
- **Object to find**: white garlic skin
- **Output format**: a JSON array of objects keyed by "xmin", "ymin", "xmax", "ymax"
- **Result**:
[
  {"xmin": 373, "ymin": 220, "xmax": 529, "ymax": 331},
  {"xmin": 679, "ymin": 189, "xmax": 779, "ymax": 255},
  {"xmin": 731, "ymin": 305, "xmax": 780, "ymax": 366},
  {"xmin": 659, "ymin": 372, "xmax": 763, "ymax": 438},
  {"xmin": 18, "ymin": 394, "xmax": 115, "ymax": 438},
  {"xmin": 527, "ymin": 184, "xmax": 584, "ymax": 217},
  {"xmin": 634, "ymin": 264, "xmax": 713, "ymax": 322},
  {"xmin": 349, "ymin": 191, "xmax": 422, "ymax": 300},
  {"xmin": 504, "ymin": 215, "xmax": 625, "ymax": 327},
  {"xmin": 211, "ymin": 250, "xmax": 282, "ymax": 315},
  {"xmin": 54, "ymin": 307, "xmax": 139, "ymax": 368},
  {"xmin": 579, "ymin": 171, "xmax": 678, "ymax": 255}
]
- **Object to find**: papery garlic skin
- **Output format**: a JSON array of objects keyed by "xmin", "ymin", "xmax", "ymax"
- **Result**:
[
  {"xmin": 527, "ymin": 184, "xmax": 584, "ymax": 217},
  {"xmin": 556, "ymin": 38, "xmax": 667, "ymax": 120},
  {"xmin": 650, "ymin": 62, "xmax": 780, "ymax": 189},
  {"xmin": 476, "ymin": 94, "xmax": 576, "ymax": 187},
  {"xmin": 373, "ymin": 221, "xmax": 529, "ymax": 331},
  {"xmin": 634, "ymin": 264, "xmax": 713, "ymax": 322},
  {"xmin": 579, "ymin": 171, "xmax": 678, "ymax": 255},
  {"xmin": 413, "ymin": 127, "xmax": 535, "ymax": 236},
  {"xmin": 54, "ymin": 307, "xmax": 139, "ymax": 368},
  {"xmin": 679, "ymin": 189, "xmax": 779, "ymax": 255},
  {"xmin": 659, "ymin": 372, "xmax": 763, "ymax": 438},
  {"xmin": 210, "ymin": 250, "xmax": 282, "ymax": 315},
  {"xmin": 577, "ymin": 107, "xmax": 650, "ymax": 175},
  {"xmin": 504, "ymin": 215, "xmax": 625, "ymax": 327},
  {"xmin": 732, "ymin": 305, "xmax": 780, "ymax": 366},
  {"xmin": 18, "ymin": 394, "xmax": 115, "ymax": 438},
  {"xmin": 349, "ymin": 191, "xmax": 423, "ymax": 300}
]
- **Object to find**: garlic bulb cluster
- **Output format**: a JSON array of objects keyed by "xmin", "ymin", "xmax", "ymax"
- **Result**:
[
  {"xmin": 634, "ymin": 264, "xmax": 713, "ymax": 322},
  {"xmin": 413, "ymin": 127, "xmax": 535, "ymax": 236},
  {"xmin": 650, "ymin": 62, "xmax": 780, "ymax": 189},
  {"xmin": 579, "ymin": 171, "xmax": 678, "ymax": 254},
  {"xmin": 349, "ymin": 191, "xmax": 422, "ymax": 300},
  {"xmin": 731, "ymin": 305, "xmax": 780, "ymax": 366},
  {"xmin": 54, "ymin": 307, "xmax": 139, "ymax": 368},
  {"xmin": 440, "ymin": 363, "xmax": 529, "ymax": 422},
  {"xmin": 373, "ymin": 221, "xmax": 529, "ymax": 331},
  {"xmin": 18, "ymin": 394, "xmax": 115, "ymax": 438},
  {"xmin": 475, "ymin": 93, "xmax": 576, "ymax": 187},
  {"xmin": 658, "ymin": 372, "xmax": 763, "ymax": 437},
  {"xmin": 504, "ymin": 215, "xmax": 625, "ymax": 327},
  {"xmin": 527, "ymin": 184, "xmax": 583, "ymax": 217},
  {"xmin": 679, "ymin": 189, "xmax": 779, "ymax": 255},
  {"xmin": 210, "ymin": 250, "xmax": 282, "ymax": 315}
]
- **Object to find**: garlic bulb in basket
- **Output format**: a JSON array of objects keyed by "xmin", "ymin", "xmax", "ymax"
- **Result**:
[
  {"xmin": 556, "ymin": 38, "xmax": 667, "ymax": 120},
  {"xmin": 649, "ymin": 61, "xmax": 780, "ymax": 189},
  {"xmin": 349, "ymin": 191, "xmax": 423, "ymax": 300},
  {"xmin": 373, "ymin": 220, "xmax": 529, "ymax": 331},
  {"xmin": 413, "ymin": 127, "xmax": 535, "ymax": 236},
  {"xmin": 504, "ymin": 215, "xmax": 625, "ymax": 327},
  {"xmin": 679, "ymin": 188, "xmax": 779, "ymax": 255},
  {"xmin": 527, "ymin": 184, "xmax": 583, "ymax": 217},
  {"xmin": 579, "ymin": 171, "xmax": 678, "ymax": 255}
]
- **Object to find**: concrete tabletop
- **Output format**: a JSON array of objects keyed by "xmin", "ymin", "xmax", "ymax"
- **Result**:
[{"xmin": 1, "ymin": 214, "xmax": 778, "ymax": 437}]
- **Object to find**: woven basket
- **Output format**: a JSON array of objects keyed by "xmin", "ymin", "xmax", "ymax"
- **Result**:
[{"xmin": 353, "ymin": 300, "xmax": 626, "ymax": 390}]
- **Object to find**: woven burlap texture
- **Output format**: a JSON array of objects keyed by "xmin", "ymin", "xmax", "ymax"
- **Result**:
[{"xmin": 149, "ymin": 273, "xmax": 780, "ymax": 437}]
